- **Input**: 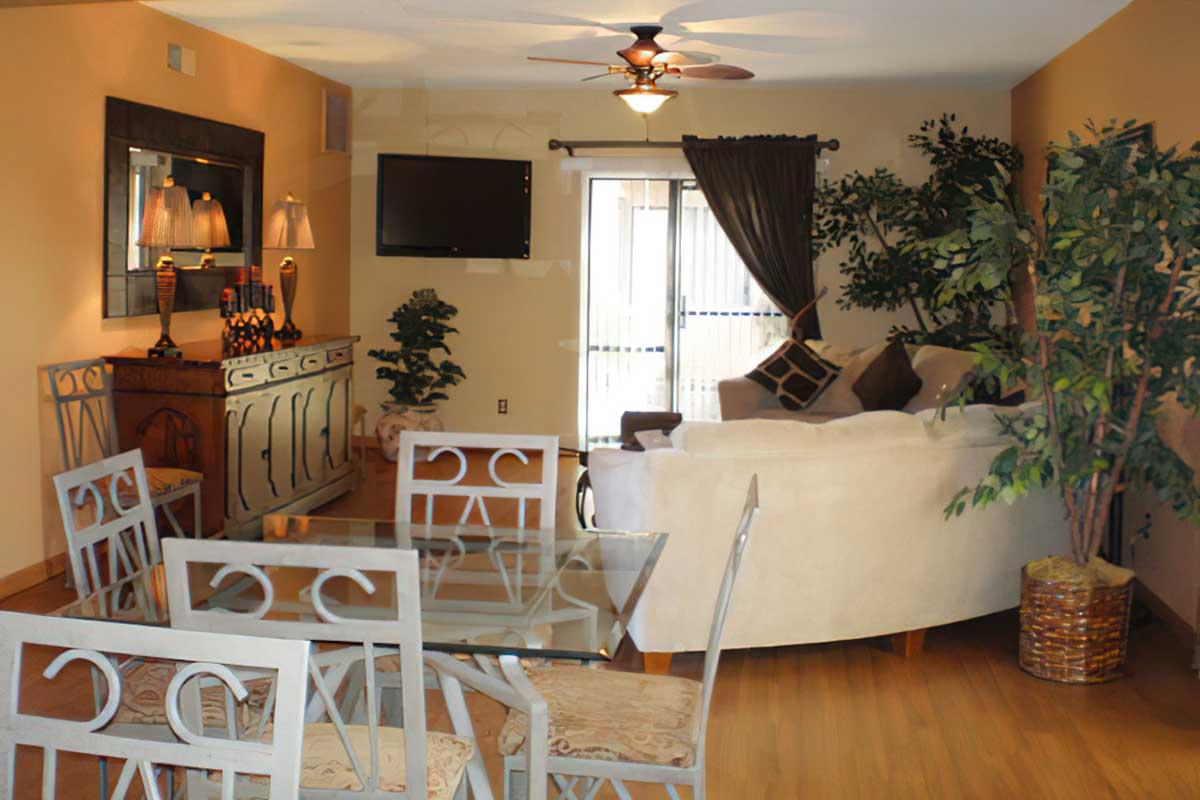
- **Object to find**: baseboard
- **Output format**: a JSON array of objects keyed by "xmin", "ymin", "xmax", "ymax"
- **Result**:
[
  {"xmin": 352, "ymin": 433, "xmax": 379, "ymax": 450},
  {"xmin": 0, "ymin": 552, "xmax": 67, "ymax": 602},
  {"xmin": 1134, "ymin": 578, "xmax": 1194, "ymax": 649}
]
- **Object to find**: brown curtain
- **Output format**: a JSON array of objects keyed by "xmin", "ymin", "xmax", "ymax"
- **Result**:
[{"xmin": 681, "ymin": 134, "xmax": 822, "ymax": 339}]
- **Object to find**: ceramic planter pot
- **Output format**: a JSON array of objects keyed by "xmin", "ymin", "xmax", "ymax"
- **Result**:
[{"xmin": 375, "ymin": 402, "xmax": 444, "ymax": 462}]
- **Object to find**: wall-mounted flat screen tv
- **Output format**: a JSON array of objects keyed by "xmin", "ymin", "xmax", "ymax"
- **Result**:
[{"xmin": 376, "ymin": 154, "xmax": 531, "ymax": 259}]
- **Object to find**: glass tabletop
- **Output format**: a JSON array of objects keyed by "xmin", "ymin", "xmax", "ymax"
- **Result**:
[{"xmin": 58, "ymin": 515, "xmax": 668, "ymax": 661}]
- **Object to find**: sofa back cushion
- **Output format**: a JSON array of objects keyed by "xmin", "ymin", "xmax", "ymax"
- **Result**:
[{"xmin": 669, "ymin": 403, "xmax": 1013, "ymax": 457}]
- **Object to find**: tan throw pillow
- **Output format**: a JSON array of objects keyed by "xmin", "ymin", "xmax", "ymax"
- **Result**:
[
  {"xmin": 852, "ymin": 338, "xmax": 923, "ymax": 411},
  {"xmin": 807, "ymin": 342, "xmax": 887, "ymax": 415},
  {"xmin": 747, "ymin": 339, "xmax": 841, "ymax": 411},
  {"xmin": 904, "ymin": 345, "xmax": 980, "ymax": 411}
]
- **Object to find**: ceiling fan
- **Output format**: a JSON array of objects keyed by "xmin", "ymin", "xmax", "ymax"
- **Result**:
[{"xmin": 528, "ymin": 25, "xmax": 754, "ymax": 114}]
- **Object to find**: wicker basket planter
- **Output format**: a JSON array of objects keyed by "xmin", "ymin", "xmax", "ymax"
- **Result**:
[{"xmin": 1019, "ymin": 557, "xmax": 1134, "ymax": 684}]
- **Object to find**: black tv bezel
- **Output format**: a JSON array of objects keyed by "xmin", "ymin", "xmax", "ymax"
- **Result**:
[{"xmin": 375, "ymin": 153, "xmax": 532, "ymax": 259}]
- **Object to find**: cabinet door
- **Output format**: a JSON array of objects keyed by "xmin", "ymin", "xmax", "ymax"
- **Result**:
[
  {"xmin": 325, "ymin": 365, "xmax": 353, "ymax": 474},
  {"xmin": 226, "ymin": 392, "xmax": 274, "ymax": 525},
  {"xmin": 263, "ymin": 385, "xmax": 296, "ymax": 507},
  {"xmin": 299, "ymin": 376, "xmax": 329, "ymax": 490}
]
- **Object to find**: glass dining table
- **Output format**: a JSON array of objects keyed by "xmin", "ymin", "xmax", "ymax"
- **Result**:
[
  {"xmin": 58, "ymin": 513, "xmax": 668, "ymax": 663},
  {"xmin": 56, "ymin": 514, "xmax": 665, "ymax": 800}
]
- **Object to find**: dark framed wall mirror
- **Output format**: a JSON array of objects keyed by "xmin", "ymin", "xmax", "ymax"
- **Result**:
[{"xmin": 104, "ymin": 97, "xmax": 264, "ymax": 318}]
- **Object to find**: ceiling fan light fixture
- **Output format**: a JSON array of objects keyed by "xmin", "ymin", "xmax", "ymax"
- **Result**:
[{"xmin": 614, "ymin": 85, "xmax": 677, "ymax": 114}]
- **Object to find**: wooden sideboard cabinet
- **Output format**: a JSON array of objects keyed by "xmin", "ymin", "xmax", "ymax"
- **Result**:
[{"xmin": 107, "ymin": 335, "xmax": 360, "ymax": 537}]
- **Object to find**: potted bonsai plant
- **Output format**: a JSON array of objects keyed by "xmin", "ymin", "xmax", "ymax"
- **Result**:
[
  {"xmin": 368, "ymin": 289, "xmax": 465, "ymax": 461},
  {"xmin": 941, "ymin": 121, "xmax": 1200, "ymax": 683}
]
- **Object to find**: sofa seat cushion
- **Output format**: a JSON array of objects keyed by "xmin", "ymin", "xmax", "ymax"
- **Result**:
[{"xmin": 497, "ymin": 665, "xmax": 702, "ymax": 768}]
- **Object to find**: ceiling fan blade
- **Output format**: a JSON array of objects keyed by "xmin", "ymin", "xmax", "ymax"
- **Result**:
[
  {"xmin": 679, "ymin": 64, "xmax": 755, "ymax": 80},
  {"xmin": 651, "ymin": 50, "xmax": 719, "ymax": 67},
  {"xmin": 527, "ymin": 56, "xmax": 615, "ymax": 67},
  {"xmin": 581, "ymin": 71, "xmax": 624, "ymax": 81}
]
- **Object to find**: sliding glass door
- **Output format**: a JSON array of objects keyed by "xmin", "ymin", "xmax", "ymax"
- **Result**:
[{"xmin": 585, "ymin": 178, "xmax": 787, "ymax": 445}]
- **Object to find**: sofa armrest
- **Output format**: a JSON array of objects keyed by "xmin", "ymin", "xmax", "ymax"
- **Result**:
[{"xmin": 718, "ymin": 376, "xmax": 781, "ymax": 420}]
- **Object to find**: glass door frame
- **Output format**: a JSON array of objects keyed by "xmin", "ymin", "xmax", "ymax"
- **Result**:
[{"xmin": 581, "ymin": 176, "xmax": 685, "ymax": 446}]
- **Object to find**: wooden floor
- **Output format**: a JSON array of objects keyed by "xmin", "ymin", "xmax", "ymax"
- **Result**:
[{"xmin": 5, "ymin": 446, "xmax": 1200, "ymax": 798}]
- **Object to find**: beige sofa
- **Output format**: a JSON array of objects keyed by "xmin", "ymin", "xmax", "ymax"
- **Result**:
[
  {"xmin": 718, "ymin": 340, "xmax": 978, "ymax": 422},
  {"xmin": 588, "ymin": 341, "xmax": 1066, "ymax": 657}
]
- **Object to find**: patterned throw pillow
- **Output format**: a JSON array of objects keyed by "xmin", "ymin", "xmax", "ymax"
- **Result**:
[{"xmin": 746, "ymin": 339, "xmax": 841, "ymax": 410}]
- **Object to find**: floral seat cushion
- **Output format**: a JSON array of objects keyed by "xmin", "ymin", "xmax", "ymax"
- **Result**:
[
  {"xmin": 86, "ymin": 467, "xmax": 201, "ymax": 516},
  {"xmin": 289, "ymin": 723, "xmax": 472, "ymax": 798},
  {"xmin": 113, "ymin": 660, "xmax": 273, "ymax": 731},
  {"xmin": 497, "ymin": 665, "xmax": 703, "ymax": 768},
  {"xmin": 142, "ymin": 467, "xmax": 203, "ymax": 498}
]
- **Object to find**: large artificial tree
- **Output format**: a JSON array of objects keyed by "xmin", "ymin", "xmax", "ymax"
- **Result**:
[
  {"xmin": 813, "ymin": 114, "xmax": 1023, "ymax": 349},
  {"xmin": 942, "ymin": 122, "xmax": 1200, "ymax": 568}
]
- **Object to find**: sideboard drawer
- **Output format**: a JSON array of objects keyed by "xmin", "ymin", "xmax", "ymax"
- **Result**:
[
  {"xmin": 327, "ymin": 345, "xmax": 352, "ymax": 366},
  {"xmin": 226, "ymin": 363, "xmax": 270, "ymax": 391},
  {"xmin": 298, "ymin": 353, "xmax": 325, "ymax": 374},
  {"xmin": 267, "ymin": 357, "xmax": 301, "ymax": 382}
]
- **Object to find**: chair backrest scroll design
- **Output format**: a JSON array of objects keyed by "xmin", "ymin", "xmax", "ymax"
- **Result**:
[
  {"xmin": 0, "ymin": 611, "xmax": 308, "ymax": 799},
  {"xmin": 163, "ymin": 537, "xmax": 430, "ymax": 798},
  {"xmin": 395, "ymin": 431, "xmax": 559, "ymax": 529}
]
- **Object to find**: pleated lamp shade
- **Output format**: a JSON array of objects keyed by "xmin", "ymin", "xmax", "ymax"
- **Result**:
[
  {"xmin": 191, "ymin": 191, "xmax": 231, "ymax": 249},
  {"xmin": 265, "ymin": 193, "xmax": 315, "ymax": 250},
  {"xmin": 136, "ymin": 175, "xmax": 195, "ymax": 248}
]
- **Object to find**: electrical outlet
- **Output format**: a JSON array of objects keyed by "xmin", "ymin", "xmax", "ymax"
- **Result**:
[
  {"xmin": 497, "ymin": 398, "xmax": 508, "ymax": 415},
  {"xmin": 167, "ymin": 43, "xmax": 197, "ymax": 76}
]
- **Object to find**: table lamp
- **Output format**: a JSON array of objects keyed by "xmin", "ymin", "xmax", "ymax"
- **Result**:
[
  {"xmin": 264, "ymin": 192, "xmax": 315, "ymax": 342},
  {"xmin": 137, "ymin": 175, "xmax": 194, "ymax": 357},
  {"xmin": 191, "ymin": 191, "xmax": 230, "ymax": 268}
]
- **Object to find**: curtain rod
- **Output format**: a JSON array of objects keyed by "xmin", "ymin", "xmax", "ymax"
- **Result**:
[{"xmin": 547, "ymin": 138, "xmax": 840, "ymax": 157}]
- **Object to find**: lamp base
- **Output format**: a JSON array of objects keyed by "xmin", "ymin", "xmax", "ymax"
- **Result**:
[
  {"xmin": 151, "ymin": 255, "xmax": 180, "ymax": 358},
  {"xmin": 149, "ymin": 334, "xmax": 181, "ymax": 358},
  {"xmin": 277, "ymin": 319, "xmax": 303, "ymax": 342}
]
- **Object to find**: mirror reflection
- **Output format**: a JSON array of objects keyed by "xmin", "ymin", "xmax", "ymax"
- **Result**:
[{"xmin": 127, "ymin": 147, "xmax": 246, "ymax": 271}]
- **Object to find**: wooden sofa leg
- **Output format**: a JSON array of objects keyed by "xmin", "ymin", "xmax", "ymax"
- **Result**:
[
  {"xmin": 643, "ymin": 652, "xmax": 673, "ymax": 675},
  {"xmin": 891, "ymin": 629, "xmax": 927, "ymax": 657}
]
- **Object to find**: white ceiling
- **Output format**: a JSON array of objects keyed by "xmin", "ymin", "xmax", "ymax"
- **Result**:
[{"xmin": 144, "ymin": 0, "xmax": 1129, "ymax": 89}]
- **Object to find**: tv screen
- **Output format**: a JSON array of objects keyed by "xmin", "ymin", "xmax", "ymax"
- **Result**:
[{"xmin": 376, "ymin": 154, "xmax": 531, "ymax": 259}]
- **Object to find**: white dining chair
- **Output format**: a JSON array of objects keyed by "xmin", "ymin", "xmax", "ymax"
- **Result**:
[
  {"xmin": 496, "ymin": 475, "xmax": 760, "ymax": 800},
  {"xmin": 0, "ymin": 610, "xmax": 309, "ymax": 799},
  {"xmin": 48, "ymin": 358, "xmax": 204, "ymax": 539},
  {"xmin": 53, "ymin": 448, "xmax": 162, "ymax": 601},
  {"xmin": 395, "ymin": 432, "xmax": 559, "ymax": 529},
  {"xmin": 162, "ymin": 537, "xmax": 480, "ymax": 799}
]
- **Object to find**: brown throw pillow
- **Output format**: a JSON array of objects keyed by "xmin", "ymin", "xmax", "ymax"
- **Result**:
[
  {"xmin": 747, "ymin": 339, "xmax": 841, "ymax": 411},
  {"xmin": 852, "ymin": 338, "xmax": 923, "ymax": 411}
]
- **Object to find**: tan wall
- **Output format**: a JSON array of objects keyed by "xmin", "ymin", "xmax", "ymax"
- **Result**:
[
  {"xmin": 351, "ymin": 86, "xmax": 1011, "ymax": 444},
  {"xmin": 1011, "ymin": 0, "xmax": 1200, "ymax": 629},
  {"xmin": 0, "ymin": 3, "xmax": 351, "ymax": 577}
]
